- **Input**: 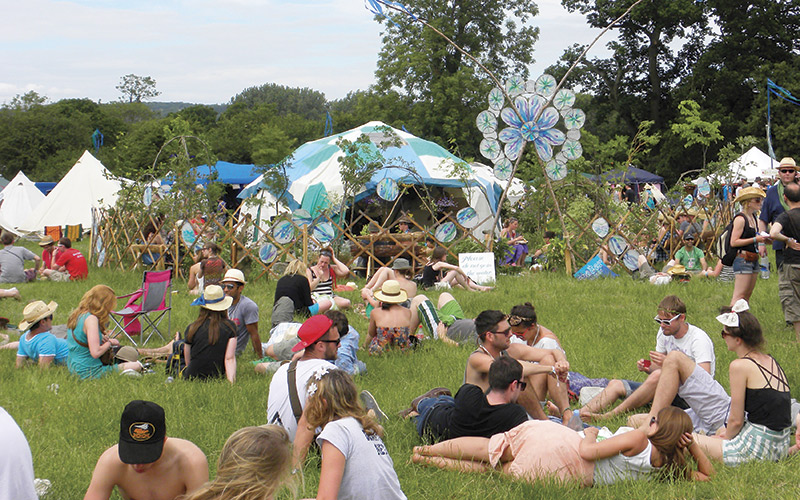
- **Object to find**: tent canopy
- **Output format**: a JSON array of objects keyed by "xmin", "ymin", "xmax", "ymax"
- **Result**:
[
  {"xmin": 17, "ymin": 151, "xmax": 124, "ymax": 234},
  {"xmin": 602, "ymin": 165, "xmax": 664, "ymax": 185},
  {"xmin": 162, "ymin": 161, "xmax": 261, "ymax": 186},
  {"xmin": 721, "ymin": 146, "xmax": 778, "ymax": 182},
  {"xmin": 0, "ymin": 171, "xmax": 46, "ymax": 235}
]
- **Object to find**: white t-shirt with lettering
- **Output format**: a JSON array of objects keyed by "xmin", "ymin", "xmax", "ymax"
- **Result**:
[{"xmin": 655, "ymin": 323, "xmax": 716, "ymax": 377}]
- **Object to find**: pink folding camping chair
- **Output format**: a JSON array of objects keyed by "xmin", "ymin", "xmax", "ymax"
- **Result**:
[{"xmin": 109, "ymin": 269, "xmax": 172, "ymax": 346}]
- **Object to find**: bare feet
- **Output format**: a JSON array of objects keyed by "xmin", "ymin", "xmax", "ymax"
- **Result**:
[{"xmin": 579, "ymin": 407, "xmax": 604, "ymax": 422}]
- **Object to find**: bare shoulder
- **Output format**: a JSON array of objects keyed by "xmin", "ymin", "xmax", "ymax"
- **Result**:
[
  {"xmin": 94, "ymin": 444, "xmax": 125, "ymax": 475},
  {"xmin": 169, "ymin": 437, "xmax": 207, "ymax": 465}
]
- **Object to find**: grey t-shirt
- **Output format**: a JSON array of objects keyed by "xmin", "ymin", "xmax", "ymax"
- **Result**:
[
  {"xmin": 0, "ymin": 246, "xmax": 36, "ymax": 283},
  {"xmin": 316, "ymin": 417, "xmax": 406, "ymax": 500},
  {"xmin": 228, "ymin": 295, "xmax": 259, "ymax": 354}
]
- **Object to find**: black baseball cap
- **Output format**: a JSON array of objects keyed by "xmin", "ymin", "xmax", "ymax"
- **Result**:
[{"xmin": 118, "ymin": 400, "xmax": 166, "ymax": 464}]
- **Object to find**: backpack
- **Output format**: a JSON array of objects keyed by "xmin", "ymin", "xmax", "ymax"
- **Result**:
[
  {"xmin": 166, "ymin": 339, "xmax": 186, "ymax": 377},
  {"xmin": 716, "ymin": 213, "xmax": 744, "ymax": 267}
]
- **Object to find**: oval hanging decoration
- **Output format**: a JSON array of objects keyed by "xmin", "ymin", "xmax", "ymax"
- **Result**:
[
  {"xmin": 259, "ymin": 243, "xmax": 278, "ymax": 264},
  {"xmin": 608, "ymin": 235, "xmax": 628, "ymax": 256},
  {"xmin": 456, "ymin": 207, "xmax": 478, "ymax": 228},
  {"xmin": 434, "ymin": 221, "xmax": 457, "ymax": 243},
  {"xmin": 272, "ymin": 219, "xmax": 295, "ymax": 245},
  {"xmin": 143, "ymin": 186, "xmax": 152, "ymax": 207},
  {"xmin": 545, "ymin": 159, "xmax": 567, "ymax": 181},
  {"xmin": 95, "ymin": 235, "xmax": 103, "ymax": 254},
  {"xmin": 292, "ymin": 209, "xmax": 312, "ymax": 227},
  {"xmin": 376, "ymin": 178, "xmax": 399, "ymax": 201},
  {"xmin": 312, "ymin": 221, "xmax": 335, "ymax": 243},
  {"xmin": 622, "ymin": 249, "xmax": 640, "ymax": 271},
  {"xmin": 592, "ymin": 218, "xmax": 610, "ymax": 238},
  {"xmin": 181, "ymin": 221, "xmax": 197, "ymax": 247}
]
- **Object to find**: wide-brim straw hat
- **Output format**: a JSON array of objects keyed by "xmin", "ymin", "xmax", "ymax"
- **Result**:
[
  {"xmin": 115, "ymin": 345, "xmax": 139, "ymax": 363},
  {"xmin": 38, "ymin": 236, "xmax": 55, "ymax": 247},
  {"xmin": 221, "ymin": 269, "xmax": 246, "ymax": 285},
  {"xmin": 19, "ymin": 300, "xmax": 58, "ymax": 331},
  {"xmin": 667, "ymin": 265, "xmax": 689, "ymax": 276},
  {"xmin": 734, "ymin": 186, "xmax": 766, "ymax": 204},
  {"xmin": 779, "ymin": 157, "xmax": 797, "ymax": 170},
  {"xmin": 191, "ymin": 285, "xmax": 233, "ymax": 311},
  {"xmin": 374, "ymin": 280, "xmax": 408, "ymax": 304}
]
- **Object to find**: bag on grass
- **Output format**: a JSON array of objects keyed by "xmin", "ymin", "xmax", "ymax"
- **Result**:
[{"xmin": 166, "ymin": 339, "xmax": 186, "ymax": 377}]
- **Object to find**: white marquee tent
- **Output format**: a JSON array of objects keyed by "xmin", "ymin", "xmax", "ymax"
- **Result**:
[
  {"xmin": 17, "ymin": 151, "xmax": 125, "ymax": 234},
  {"xmin": 722, "ymin": 146, "xmax": 779, "ymax": 182},
  {"xmin": 0, "ymin": 171, "xmax": 46, "ymax": 235}
]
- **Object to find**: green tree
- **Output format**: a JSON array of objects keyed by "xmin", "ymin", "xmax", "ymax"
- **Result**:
[
  {"xmin": 230, "ymin": 83, "xmax": 327, "ymax": 120},
  {"xmin": 374, "ymin": 0, "xmax": 539, "ymax": 158},
  {"xmin": 116, "ymin": 74, "xmax": 161, "ymax": 103},
  {"xmin": 670, "ymin": 100, "xmax": 723, "ymax": 169},
  {"xmin": 5, "ymin": 91, "xmax": 48, "ymax": 110}
]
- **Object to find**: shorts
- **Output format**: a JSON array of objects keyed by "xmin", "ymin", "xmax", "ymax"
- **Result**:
[
  {"xmin": 722, "ymin": 421, "xmax": 791, "ymax": 466},
  {"xmin": 778, "ymin": 264, "xmax": 800, "ymax": 323},
  {"xmin": 445, "ymin": 319, "xmax": 477, "ymax": 344},
  {"xmin": 677, "ymin": 364, "xmax": 731, "ymax": 433},
  {"xmin": 48, "ymin": 270, "xmax": 71, "ymax": 282},
  {"xmin": 416, "ymin": 298, "xmax": 466, "ymax": 339},
  {"xmin": 733, "ymin": 256, "xmax": 758, "ymax": 275}
]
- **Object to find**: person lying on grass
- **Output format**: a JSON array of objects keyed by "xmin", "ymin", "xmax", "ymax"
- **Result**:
[
  {"xmin": 465, "ymin": 310, "xmax": 569, "ymax": 423},
  {"xmin": 84, "ymin": 400, "xmax": 208, "ymax": 500},
  {"xmin": 631, "ymin": 300, "xmax": 792, "ymax": 465},
  {"xmin": 412, "ymin": 406, "xmax": 714, "ymax": 487},
  {"xmin": 420, "ymin": 246, "xmax": 492, "ymax": 291},
  {"xmin": 301, "ymin": 368, "xmax": 406, "ymax": 500},
  {"xmin": 182, "ymin": 425, "xmax": 293, "ymax": 500},
  {"xmin": 408, "ymin": 292, "xmax": 477, "ymax": 346},
  {"xmin": 14, "ymin": 300, "xmax": 67, "ymax": 368}
]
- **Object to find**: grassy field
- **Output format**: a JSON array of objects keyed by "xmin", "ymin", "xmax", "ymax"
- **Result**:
[{"xmin": 2, "ymin": 240, "xmax": 800, "ymax": 499}]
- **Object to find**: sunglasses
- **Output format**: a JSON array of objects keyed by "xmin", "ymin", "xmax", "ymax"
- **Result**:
[
  {"xmin": 516, "ymin": 379, "xmax": 527, "ymax": 391},
  {"xmin": 720, "ymin": 329, "xmax": 732, "ymax": 339},
  {"xmin": 779, "ymin": 169, "xmax": 796, "ymax": 174},
  {"xmin": 653, "ymin": 313, "xmax": 682, "ymax": 326},
  {"xmin": 318, "ymin": 338, "xmax": 341, "ymax": 346},
  {"xmin": 222, "ymin": 283, "xmax": 238, "ymax": 290},
  {"xmin": 492, "ymin": 328, "xmax": 512, "ymax": 336}
]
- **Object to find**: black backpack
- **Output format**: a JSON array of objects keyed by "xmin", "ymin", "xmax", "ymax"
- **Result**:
[
  {"xmin": 716, "ymin": 213, "xmax": 744, "ymax": 267},
  {"xmin": 166, "ymin": 339, "xmax": 186, "ymax": 377}
]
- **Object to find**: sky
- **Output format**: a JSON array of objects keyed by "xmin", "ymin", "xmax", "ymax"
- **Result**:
[{"xmin": 1, "ymin": 0, "xmax": 610, "ymax": 106}]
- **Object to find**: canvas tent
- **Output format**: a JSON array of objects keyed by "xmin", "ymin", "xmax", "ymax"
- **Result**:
[
  {"xmin": 238, "ymin": 121, "xmax": 525, "ymax": 236},
  {"xmin": 719, "ymin": 146, "xmax": 778, "ymax": 182},
  {"xmin": 602, "ymin": 165, "xmax": 664, "ymax": 185},
  {"xmin": 0, "ymin": 171, "xmax": 46, "ymax": 235},
  {"xmin": 17, "ymin": 151, "xmax": 125, "ymax": 234}
]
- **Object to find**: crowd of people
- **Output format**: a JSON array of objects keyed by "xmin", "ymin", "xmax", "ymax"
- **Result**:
[{"xmin": 5, "ymin": 163, "xmax": 800, "ymax": 499}]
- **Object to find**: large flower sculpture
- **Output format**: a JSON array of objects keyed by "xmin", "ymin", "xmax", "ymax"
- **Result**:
[{"xmin": 477, "ymin": 74, "xmax": 585, "ymax": 182}]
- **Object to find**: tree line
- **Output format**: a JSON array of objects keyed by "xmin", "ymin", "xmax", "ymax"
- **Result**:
[{"xmin": 1, "ymin": 0, "xmax": 798, "ymax": 186}]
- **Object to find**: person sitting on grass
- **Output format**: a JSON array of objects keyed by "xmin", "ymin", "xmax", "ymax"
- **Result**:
[
  {"xmin": 421, "ymin": 246, "xmax": 491, "ymax": 291},
  {"xmin": 362, "ymin": 258, "xmax": 417, "ymax": 310},
  {"xmin": 15, "ymin": 300, "xmax": 67, "ymax": 369},
  {"xmin": 0, "ymin": 232, "xmax": 40, "ymax": 283},
  {"xmin": 579, "ymin": 295, "xmax": 716, "ymax": 423},
  {"xmin": 182, "ymin": 425, "xmax": 293, "ymax": 500},
  {"xmin": 41, "ymin": 237, "xmax": 88, "ymax": 281},
  {"xmin": 38, "ymin": 235, "xmax": 57, "ymax": 272},
  {"xmin": 464, "ymin": 310, "xmax": 569, "ymax": 422},
  {"xmin": 184, "ymin": 285, "xmax": 237, "ymax": 383},
  {"xmin": 303, "ymin": 368, "xmax": 407, "ymax": 500},
  {"xmin": 84, "ymin": 400, "xmax": 208, "ymax": 500},
  {"xmin": 187, "ymin": 243, "xmax": 227, "ymax": 295},
  {"xmin": 411, "ymin": 406, "xmax": 714, "ymax": 486},
  {"xmin": 410, "ymin": 292, "xmax": 477, "ymax": 346},
  {"xmin": 500, "ymin": 217, "xmax": 528, "ymax": 266},
  {"xmin": 640, "ymin": 300, "xmax": 792, "ymax": 464},
  {"xmin": 531, "ymin": 231, "xmax": 555, "ymax": 268},
  {"xmin": 273, "ymin": 259, "xmax": 331, "ymax": 326},
  {"xmin": 666, "ymin": 233, "xmax": 707, "ymax": 275},
  {"xmin": 367, "ymin": 280, "xmax": 413, "ymax": 355},
  {"xmin": 404, "ymin": 355, "xmax": 529, "ymax": 443},
  {"xmin": 66, "ymin": 285, "xmax": 143, "ymax": 379},
  {"xmin": 307, "ymin": 247, "xmax": 351, "ymax": 311}
]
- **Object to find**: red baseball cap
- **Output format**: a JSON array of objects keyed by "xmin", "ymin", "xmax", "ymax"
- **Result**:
[{"xmin": 292, "ymin": 315, "xmax": 334, "ymax": 352}]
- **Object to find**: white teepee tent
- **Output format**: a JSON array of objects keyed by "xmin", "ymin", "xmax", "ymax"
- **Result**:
[
  {"xmin": 0, "ymin": 171, "xmax": 46, "ymax": 235},
  {"xmin": 17, "ymin": 151, "xmax": 124, "ymax": 234}
]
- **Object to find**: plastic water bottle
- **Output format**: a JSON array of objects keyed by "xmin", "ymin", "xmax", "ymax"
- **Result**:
[
  {"xmin": 165, "ymin": 376, "xmax": 174, "ymax": 384},
  {"xmin": 760, "ymin": 256, "xmax": 770, "ymax": 280},
  {"xmin": 567, "ymin": 410, "xmax": 583, "ymax": 431}
]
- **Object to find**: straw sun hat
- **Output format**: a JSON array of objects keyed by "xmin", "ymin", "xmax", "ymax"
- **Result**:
[
  {"xmin": 191, "ymin": 285, "xmax": 233, "ymax": 311},
  {"xmin": 19, "ymin": 301, "xmax": 58, "ymax": 331},
  {"xmin": 374, "ymin": 280, "xmax": 408, "ymax": 304},
  {"xmin": 734, "ymin": 186, "xmax": 766, "ymax": 204}
]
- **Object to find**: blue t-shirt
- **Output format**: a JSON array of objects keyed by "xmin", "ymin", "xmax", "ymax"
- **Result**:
[
  {"xmin": 761, "ymin": 183, "xmax": 786, "ymax": 250},
  {"xmin": 17, "ymin": 331, "xmax": 69, "ymax": 364}
]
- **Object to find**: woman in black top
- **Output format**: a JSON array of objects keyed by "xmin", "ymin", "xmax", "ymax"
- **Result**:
[
  {"xmin": 275, "ymin": 259, "xmax": 331, "ymax": 316},
  {"xmin": 695, "ymin": 300, "xmax": 792, "ymax": 464},
  {"xmin": 184, "ymin": 285, "xmax": 237, "ymax": 383},
  {"xmin": 421, "ymin": 247, "xmax": 492, "ymax": 291},
  {"xmin": 729, "ymin": 187, "xmax": 769, "ymax": 306}
]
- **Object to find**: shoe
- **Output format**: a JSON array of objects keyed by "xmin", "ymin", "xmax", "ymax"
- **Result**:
[
  {"xmin": 398, "ymin": 387, "xmax": 451, "ymax": 418},
  {"xmin": 360, "ymin": 390, "xmax": 388, "ymax": 423},
  {"xmin": 120, "ymin": 369, "xmax": 142, "ymax": 377}
]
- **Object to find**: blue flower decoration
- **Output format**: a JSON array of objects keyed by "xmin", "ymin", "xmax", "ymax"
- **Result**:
[{"xmin": 499, "ymin": 96, "xmax": 566, "ymax": 161}]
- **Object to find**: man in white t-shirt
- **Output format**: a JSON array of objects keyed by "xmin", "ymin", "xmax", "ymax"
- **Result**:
[
  {"xmin": 580, "ymin": 295, "xmax": 715, "ymax": 420},
  {"xmin": 266, "ymin": 314, "xmax": 339, "ymax": 467}
]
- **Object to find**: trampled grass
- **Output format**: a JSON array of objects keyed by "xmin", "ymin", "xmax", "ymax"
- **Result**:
[{"xmin": 2, "ymin": 247, "xmax": 800, "ymax": 499}]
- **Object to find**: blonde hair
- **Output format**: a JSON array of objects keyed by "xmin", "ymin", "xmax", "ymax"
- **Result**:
[
  {"xmin": 304, "ymin": 369, "xmax": 382, "ymax": 437},
  {"xmin": 284, "ymin": 259, "xmax": 308, "ymax": 277},
  {"xmin": 67, "ymin": 285, "xmax": 117, "ymax": 331},
  {"xmin": 182, "ymin": 425, "xmax": 294, "ymax": 500}
]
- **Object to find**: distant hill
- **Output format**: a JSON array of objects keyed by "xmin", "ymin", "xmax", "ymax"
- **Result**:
[{"xmin": 145, "ymin": 101, "xmax": 228, "ymax": 116}]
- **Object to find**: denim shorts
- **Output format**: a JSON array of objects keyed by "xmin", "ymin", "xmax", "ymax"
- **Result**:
[{"xmin": 733, "ymin": 256, "xmax": 758, "ymax": 275}]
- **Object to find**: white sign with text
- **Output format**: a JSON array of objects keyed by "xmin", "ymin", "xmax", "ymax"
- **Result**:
[{"xmin": 458, "ymin": 252, "xmax": 496, "ymax": 285}]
